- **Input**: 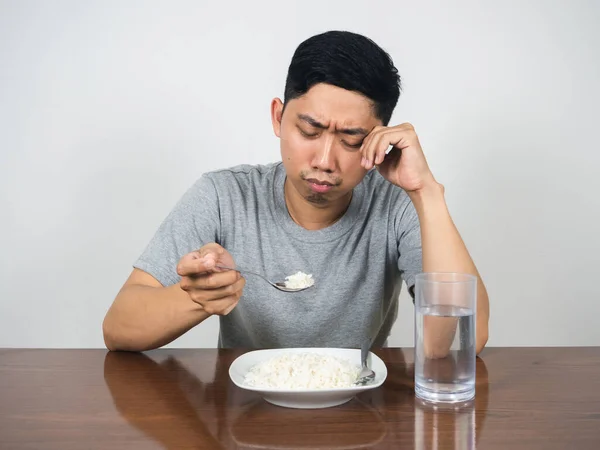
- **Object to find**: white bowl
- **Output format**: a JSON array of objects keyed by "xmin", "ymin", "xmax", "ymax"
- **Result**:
[{"xmin": 228, "ymin": 347, "xmax": 387, "ymax": 409}]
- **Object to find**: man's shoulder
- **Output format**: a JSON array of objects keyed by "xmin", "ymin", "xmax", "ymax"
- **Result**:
[{"xmin": 201, "ymin": 162, "xmax": 280, "ymax": 187}]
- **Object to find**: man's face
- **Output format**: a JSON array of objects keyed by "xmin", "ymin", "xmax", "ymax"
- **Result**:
[{"xmin": 271, "ymin": 83, "xmax": 382, "ymax": 206}]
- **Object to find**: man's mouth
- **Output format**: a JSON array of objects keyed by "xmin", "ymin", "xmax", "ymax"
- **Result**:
[
  {"xmin": 305, "ymin": 178, "xmax": 335, "ymax": 193},
  {"xmin": 306, "ymin": 178, "xmax": 334, "ymax": 186}
]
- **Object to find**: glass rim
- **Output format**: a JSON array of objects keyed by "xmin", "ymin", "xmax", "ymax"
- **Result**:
[{"xmin": 415, "ymin": 272, "xmax": 477, "ymax": 283}]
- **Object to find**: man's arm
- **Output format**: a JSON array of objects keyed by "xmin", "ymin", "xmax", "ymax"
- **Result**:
[
  {"xmin": 409, "ymin": 182, "xmax": 490, "ymax": 354},
  {"xmin": 103, "ymin": 171, "xmax": 242, "ymax": 351},
  {"xmin": 360, "ymin": 122, "xmax": 490, "ymax": 355},
  {"xmin": 102, "ymin": 269, "xmax": 210, "ymax": 352},
  {"xmin": 103, "ymin": 244, "xmax": 245, "ymax": 352}
]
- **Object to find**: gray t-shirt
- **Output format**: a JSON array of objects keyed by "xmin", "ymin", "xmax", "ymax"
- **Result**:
[{"xmin": 134, "ymin": 162, "xmax": 422, "ymax": 348}]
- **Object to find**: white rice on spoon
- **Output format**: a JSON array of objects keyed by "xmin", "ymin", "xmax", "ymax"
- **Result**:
[{"xmin": 284, "ymin": 271, "xmax": 315, "ymax": 289}]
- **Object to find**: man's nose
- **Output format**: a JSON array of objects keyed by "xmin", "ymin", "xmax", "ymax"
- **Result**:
[{"xmin": 311, "ymin": 135, "xmax": 336, "ymax": 173}]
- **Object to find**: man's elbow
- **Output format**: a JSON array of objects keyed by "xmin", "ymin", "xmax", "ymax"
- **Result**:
[
  {"xmin": 102, "ymin": 317, "xmax": 146, "ymax": 352},
  {"xmin": 475, "ymin": 327, "xmax": 489, "ymax": 355},
  {"xmin": 102, "ymin": 317, "xmax": 121, "ymax": 351},
  {"xmin": 104, "ymin": 340, "xmax": 119, "ymax": 352},
  {"xmin": 102, "ymin": 319, "xmax": 163, "ymax": 352}
]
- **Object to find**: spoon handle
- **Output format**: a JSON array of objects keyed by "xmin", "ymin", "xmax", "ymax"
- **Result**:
[
  {"xmin": 215, "ymin": 264, "xmax": 275, "ymax": 286},
  {"xmin": 360, "ymin": 339, "xmax": 370, "ymax": 368}
]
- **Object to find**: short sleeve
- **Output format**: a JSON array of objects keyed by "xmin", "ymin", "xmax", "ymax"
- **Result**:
[
  {"xmin": 396, "ymin": 199, "xmax": 423, "ymax": 299},
  {"xmin": 133, "ymin": 174, "xmax": 221, "ymax": 286}
]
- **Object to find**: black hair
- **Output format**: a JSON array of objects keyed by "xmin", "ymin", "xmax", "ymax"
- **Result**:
[{"xmin": 284, "ymin": 30, "xmax": 401, "ymax": 125}]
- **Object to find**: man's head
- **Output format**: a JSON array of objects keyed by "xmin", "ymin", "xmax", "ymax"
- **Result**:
[{"xmin": 271, "ymin": 31, "xmax": 401, "ymax": 207}]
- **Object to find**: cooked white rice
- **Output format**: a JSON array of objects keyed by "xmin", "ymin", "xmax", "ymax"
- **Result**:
[
  {"xmin": 243, "ymin": 352, "xmax": 361, "ymax": 389},
  {"xmin": 284, "ymin": 271, "xmax": 315, "ymax": 289}
]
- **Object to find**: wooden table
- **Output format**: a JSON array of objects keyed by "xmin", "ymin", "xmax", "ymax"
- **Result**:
[{"xmin": 1, "ymin": 348, "xmax": 599, "ymax": 449}]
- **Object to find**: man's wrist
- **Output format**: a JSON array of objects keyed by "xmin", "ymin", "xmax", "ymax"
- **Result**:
[{"xmin": 408, "ymin": 179, "xmax": 445, "ymax": 208}]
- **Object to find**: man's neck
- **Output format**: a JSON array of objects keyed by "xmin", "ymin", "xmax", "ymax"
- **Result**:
[{"xmin": 284, "ymin": 178, "xmax": 352, "ymax": 230}]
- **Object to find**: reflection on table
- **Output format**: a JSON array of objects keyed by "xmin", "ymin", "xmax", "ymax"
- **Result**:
[{"xmin": 103, "ymin": 349, "xmax": 489, "ymax": 449}]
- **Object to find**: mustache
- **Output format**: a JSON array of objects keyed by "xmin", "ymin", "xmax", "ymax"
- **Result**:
[{"xmin": 300, "ymin": 171, "xmax": 342, "ymax": 186}]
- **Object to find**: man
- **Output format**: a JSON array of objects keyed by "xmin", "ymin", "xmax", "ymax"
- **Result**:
[{"xmin": 102, "ymin": 31, "xmax": 490, "ymax": 353}]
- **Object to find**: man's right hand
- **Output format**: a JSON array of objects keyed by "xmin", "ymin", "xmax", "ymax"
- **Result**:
[{"xmin": 176, "ymin": 243, "xmax": 245, "ymax": 316}]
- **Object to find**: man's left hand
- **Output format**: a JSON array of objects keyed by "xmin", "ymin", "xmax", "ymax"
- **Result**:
[{"xmin": 360, "ymin": 123, "xmax": 436, "ymax": 192}]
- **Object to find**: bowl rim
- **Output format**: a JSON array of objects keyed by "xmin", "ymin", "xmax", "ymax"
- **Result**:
[{"xmin": 228, "ymin": 347, "xmax": 388, "ymax": 393}]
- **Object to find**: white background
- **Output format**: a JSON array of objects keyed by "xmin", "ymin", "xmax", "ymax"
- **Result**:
[{"xmin": 1, "ymin": 0, "xmax": 599, "ymax": 348}]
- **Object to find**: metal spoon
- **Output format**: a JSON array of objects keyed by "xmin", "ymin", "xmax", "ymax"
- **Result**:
[
  {"xmin": 215, "ymin": 265, "xmax": 313, "ymax": 293},
  {"xmin": 355, "ymin": 339, "xmax": 376, "ymax": 385},
  {"xmin": 354, "ymin": 297, "xmax": 399, "ymax": 385}
]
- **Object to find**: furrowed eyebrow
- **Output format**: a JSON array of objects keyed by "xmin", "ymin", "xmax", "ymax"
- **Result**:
[
  {"xmin": 339, "ymin": 127, "xmax": 368, "ymax": 136},
  {"xmin": 297, "ymin": 114, "xmax": 327, "ymax": 129},
  {"xmin": 297, "ymin": 114, "xmax": 368, "ymax": 136}
]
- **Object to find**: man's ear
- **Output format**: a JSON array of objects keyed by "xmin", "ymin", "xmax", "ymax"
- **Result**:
[{"xmin": 271, "ymin": 98, "xmax": 284, "ymax": 137}]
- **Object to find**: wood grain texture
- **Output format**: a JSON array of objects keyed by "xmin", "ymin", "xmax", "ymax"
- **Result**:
[{"xmin": 1, "ymin": 347, "xmax": 599, "ymax": 449}]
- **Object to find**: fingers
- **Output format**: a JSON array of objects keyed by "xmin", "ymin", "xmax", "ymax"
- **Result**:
[
  {"xmin": 198, "ymin": 243, "xmax": 225, "ymax": 259},
  {"xmin": 362, "ymin": 128, "xmax": 391, "ymax": 169},
  {"xmin": 180, "ymin": 269, "xmax": 240, "ymax": 291},
  {"xmin": 183, "ymin": 276, "xmax": 245, "ymax": 302},
  {"xmin": 360, "ymin": 125, "xmax": 383, "ymax": 170},
  {"xmin": 184, "ymin": 277, "xmax": 246, "ymax": 316},
  {"xmin": 177, "ymin": 243, "xmax": 244, "ymax": 315},
  {"xmin": 198, "ymin": 295, "xmax": 241, "ymax": 316},
  {"xmin": 176, "ymin": 253, "xmax": 212, "ymax": 276},
  {"xmin": 176, "ymin": 243, "xmax": 226, "ymax": 277},
  {"xmin": 361, "ymin": 123, "xmax": 416, "ymax": 170}
]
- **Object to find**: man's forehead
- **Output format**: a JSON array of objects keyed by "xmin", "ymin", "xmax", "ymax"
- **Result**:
[
  {"xmin": 289, "ymin": 101, "xmax": 377, "ymax": 128},
  {"xmin": 289, "ymin": 83, "xmax": 378, "ymax": 123}
]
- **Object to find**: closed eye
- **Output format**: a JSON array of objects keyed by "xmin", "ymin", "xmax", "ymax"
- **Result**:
[
  {"xmin": 342, "ymin": 140, "xmax": 363, "ymax": 149},
  {"xmin": 298, "ymin": 127, "xmax": 319, "ymax": 138}
]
